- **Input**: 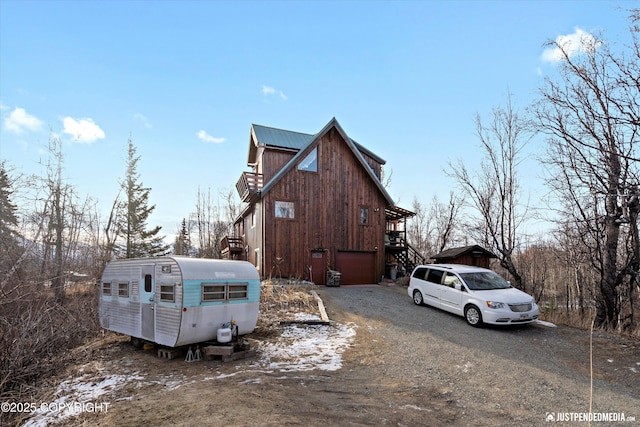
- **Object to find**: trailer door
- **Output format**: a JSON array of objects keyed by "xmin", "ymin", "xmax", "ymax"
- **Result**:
[{"xmin": 140, "ymin": 265, "xmax": 155, "ymax": 341}]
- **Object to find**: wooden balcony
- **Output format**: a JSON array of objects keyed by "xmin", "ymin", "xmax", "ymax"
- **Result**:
[
  {"xmin": 236, "ymin": 172, "xmax": 264, "ymax": 203},
  {"xmin": 221, "ymin": 236, "xmax": 245, "ymax": 260}
]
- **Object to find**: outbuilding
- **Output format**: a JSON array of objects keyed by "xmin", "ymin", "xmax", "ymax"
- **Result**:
[{"xmin": 431, "ymin": 245, "xmax": 497, "ymax": 269}]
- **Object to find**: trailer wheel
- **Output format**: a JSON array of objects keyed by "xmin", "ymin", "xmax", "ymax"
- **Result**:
[{"xmin": 130, "ymin": 337, "xmax": 144, "ymax": 349}]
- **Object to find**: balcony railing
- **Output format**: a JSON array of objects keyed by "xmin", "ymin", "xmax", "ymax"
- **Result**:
[
  {"xmin": 236, "ymin": 172, "xmax": 264, "ymax": 203},
  {"xmin": 221, "ymin": 236, "xmax": 245, "ymax": 260}
]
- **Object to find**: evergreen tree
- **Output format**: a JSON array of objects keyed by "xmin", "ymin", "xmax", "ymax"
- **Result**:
[
  {"xmin": 174, "ymin": 218, "xmax": 191, "ymax": 255},
  {"xmin": 115, "ymin": 138, "xmax": 169, "ymax": 258},
  {"xmin": 0, "ymin": 161, "xmax": 18, "ymax": 241},
  {"xmin": 0, "ymin": 161, "xmax": 20, "ymax": 286}
]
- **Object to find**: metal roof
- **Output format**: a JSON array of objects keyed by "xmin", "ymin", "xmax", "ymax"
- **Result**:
[
  {"xmin": 252, "ymin": 124, "xmax": 315, "ymax": 151},
  {"xmin": 251, "ymin": 123, "xmax": 386, "ymax": 164}
]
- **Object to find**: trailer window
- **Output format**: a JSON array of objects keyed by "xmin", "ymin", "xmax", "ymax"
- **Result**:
[
  {"xmin": 160, "ymin": 285, "xmax": 174, "ymax": 302},
  {"xmin": 102, "ymin": 282, "xmax": 111, "ymax": 295},
  {"xmin": 202, "ymin": 284, "xmax": 225, "ymax": 301},
  {"xmin": 144, "ymin": 274, "xmax": 152, "ymax": 293},
  {"xmin": 118, "ymin": 282, "xmax": 129, "ymax": 297},
  {"xmin": 228, "ymin": 283, "xmax": 248, "ymax": 300}
]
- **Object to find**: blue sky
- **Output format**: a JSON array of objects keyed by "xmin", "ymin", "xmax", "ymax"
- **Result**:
[{"xmin": 1, "ymin": 0, "xmax": 637, "ymax": 241}]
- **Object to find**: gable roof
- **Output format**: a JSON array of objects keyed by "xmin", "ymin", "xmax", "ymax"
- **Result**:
[
  {"xmin": 431, "ymin": 245, "xmax": 497, "ymax": 260},
  {"xmin": 257, "ymin": 118, "xmax": 394, "ymax": 206},
  {"xmin": 248, "ymin": 122, "xmax": 386, "ymax": 166}
]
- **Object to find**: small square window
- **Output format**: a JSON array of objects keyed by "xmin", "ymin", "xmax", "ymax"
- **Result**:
[
  {"xmin": 160, "ymin": 285, "xmax": 175, "ymax": 302},
  {"xmin": 228, "ymin": 283, "xmax": 248, "ymax": 300},
  {"xmin": 118, "ymin": 282, "xmax": 129, "ymax": 297},
  {"xmin": 202, "ymin": 284, "xmax": 226, "ymax": 301},
  {"xmin": 102, "ymin": 282, "xmax": 111, "ymax": 295},
  {"xmin": 275, "ymin": 201, "xmax": 295, "ymax": 219}
]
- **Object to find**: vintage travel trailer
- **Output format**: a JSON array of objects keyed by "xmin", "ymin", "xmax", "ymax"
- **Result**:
[{"xmin": 99, "ymin": 256, "xmax": 260, "ymax": 348}]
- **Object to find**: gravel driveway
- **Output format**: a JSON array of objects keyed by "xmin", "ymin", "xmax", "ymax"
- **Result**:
[{"xmin": 316, "ymin": 284, "xmax": 640, "ymax": 426}]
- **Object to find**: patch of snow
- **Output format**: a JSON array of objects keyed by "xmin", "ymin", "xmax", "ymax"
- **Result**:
[
  {"xmin": 630, "ymin": 367, "xmax": 637, "ymax": 373},
  {"xmin": 256, "ymin": 321, "xmax": 357, "ymax": 372},
  {"xmin": 23, "ymin": 372, "xmax": 142, "ymax": 427},
  {"xmin": 400, "ymin": 404, "xmax": 432, "ymax": 412},
  {"xmin": 535, "ymin": 319, "xmax": 557, "ymax": 327},
  {"xmin": 608, "ymin": 359, "xmax": 614, "ymax": 363}
]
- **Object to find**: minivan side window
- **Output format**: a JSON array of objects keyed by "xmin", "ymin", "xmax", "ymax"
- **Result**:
[
  {"xmin": 426, "ymin": 269, "xmax": 444, "ymax": 285},
  {"xmin": 444, "ymin": 272, "xmax": 463, "ymax": 288},
  {"xmin": 412, "ymin": 267, "xmax": 428, "ymax": 280}
]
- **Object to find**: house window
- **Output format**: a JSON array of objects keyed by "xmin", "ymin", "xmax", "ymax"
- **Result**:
[
  {"xmin": 160, "ymin": 285, "xmax": 175, "ymax": 302},
  {"xmin": 298, "ymin": 147, "xmax": 318, "ymax": 172},
  {"xmin": 275, "ymin": 201, "xmax": 295, "ymax": 219},
  {"xmin": 118, "ymin": 282, "xmax": 129, "ymax": 297},
  {"xmin": 102, "ymin": 282, "xmax": 111, "ymax": 295},
  {"xmin": 202, "ymin": 284, "xmax": 226, "ymax": 301},
  {"xmin": 360, "ymin": 207, "xmax": 369, "ymax": 225}
]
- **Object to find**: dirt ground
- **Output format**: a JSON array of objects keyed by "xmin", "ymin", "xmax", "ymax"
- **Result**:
[
  {"xmin": 16, "ymin": 305, "xmax": 458, "ymax": 427},
  {"xmin": 12, "ymin": 284, "xmax": 640, "ymax": 427}
]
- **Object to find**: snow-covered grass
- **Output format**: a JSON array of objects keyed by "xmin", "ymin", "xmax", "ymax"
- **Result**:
[{"xmin": 255, "ymin": 314, "xmax": 356, "ymax": 372}]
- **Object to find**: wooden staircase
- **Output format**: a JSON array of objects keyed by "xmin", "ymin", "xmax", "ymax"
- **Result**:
[{"xmin": 393, "ymin": 239, "xmax": 425, "ymax": 274}]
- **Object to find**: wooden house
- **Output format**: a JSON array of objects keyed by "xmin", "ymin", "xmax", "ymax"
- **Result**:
[
  {"xmin": 431, "ymin": 245, "xmax": 496, "ymax": 269},
  {"xmin": 222, "ymin": 118, "xmax": 423, "ymax": 285}
]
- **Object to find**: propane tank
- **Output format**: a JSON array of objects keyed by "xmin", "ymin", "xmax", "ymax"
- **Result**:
[
  {"xmin": 217, "ymin": 326, "xmax": 232, "ymax": 343},
  {"xmin": 217, "ymin": 322, "xmax": 233, "ymax": 343}
]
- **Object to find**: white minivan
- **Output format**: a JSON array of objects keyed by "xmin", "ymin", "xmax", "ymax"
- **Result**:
[{"xmin": 408, "ymin": 264, "xmax": 539, "ymax": 326}]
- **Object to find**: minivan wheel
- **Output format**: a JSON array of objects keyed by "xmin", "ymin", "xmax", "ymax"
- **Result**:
[
  {"xmin": 465, "ymin": 305, "xmax": 483, "ymax": 327},
  {"xmin": 413, "ymin": 290, "xmax": 424, "ymax": 306}
]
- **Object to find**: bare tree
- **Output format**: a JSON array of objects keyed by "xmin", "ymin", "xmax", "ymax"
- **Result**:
[
  {"xmin": 449, "ymin": 93, "xmax": 532, "ymax": 290},
  {"xmin": 431, "ymin": 192, "xmax": 463, "ymax": 253},
  {"xmin": 532, "ymin": 16, "xmax": 640, "ymax": 329},
  {"xmin": 191, "ymin": 186, "xmax": 231, "ymax": 258},
  {"xmin": 407, "ymin": 193, "xmax": 462, "ymax": 259}
]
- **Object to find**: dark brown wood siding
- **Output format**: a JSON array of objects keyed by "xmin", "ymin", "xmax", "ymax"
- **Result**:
[
  {"xmin": 360, "ymin": 152, "xmax": 382, "ymax": 180},
  {"xmin": 259, "ymin": 149, "xmax": 296, "ymax": 183},
  {"xmin": 262, "ymin": 126, "xmax": 386, "ymax": 282}
]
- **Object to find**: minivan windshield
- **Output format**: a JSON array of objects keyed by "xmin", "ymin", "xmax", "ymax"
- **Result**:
[{"xmin": 459, "ymin": 272, "xmax": 511, "ymax": 290}]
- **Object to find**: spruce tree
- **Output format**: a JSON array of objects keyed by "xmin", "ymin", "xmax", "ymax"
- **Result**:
[
  {"xmin": 115, "ymin": 138, "xmax": 169, "ymax": 258},
  {"xmin": 174, "ymin": 218, "xmax": 191, "ymax": 255},
  {"xmin": 0, "ymin": 161, "xmax": 20, "ymax": 283},
  {"xmin": 0, "ymin": 161, "xmax": 18, "ymax": 241}
]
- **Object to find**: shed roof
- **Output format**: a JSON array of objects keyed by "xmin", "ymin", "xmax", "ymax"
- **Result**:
[{"xmin": 431, "ymin": 245, "xmax": 497, "ymax": 260}]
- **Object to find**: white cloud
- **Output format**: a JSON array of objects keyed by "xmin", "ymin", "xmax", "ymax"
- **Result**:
[
  {"xmin": 62, "ymin": 117, "xmax": 105, "ymax": 143},
  {"xmin": 541, "ymin": 27, "xmax": 599, "ymax": 63},
  {"xmin": 262, "ymin": 85, "xmax": 287, "ymax": 100},
  {"xmin": 197, "ymin": 130, "xmax": 225, "ymax": 144},
  {"xmin": 4, "ymin": 107, "xmax": 43, "ymax": 134},
  {"xmin": 133, "ymin": 113, "xmax": 152, "ymax": 129}
]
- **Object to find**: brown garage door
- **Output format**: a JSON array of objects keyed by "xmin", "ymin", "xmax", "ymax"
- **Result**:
[{"xmin": 336, "ymin": 251, "xmax": 376, "ymax": 285}]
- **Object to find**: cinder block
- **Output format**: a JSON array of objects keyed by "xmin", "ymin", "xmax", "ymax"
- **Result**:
[{"xmin": 158, "ymin": 348, "xmax": 181, "ymax": 360}]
